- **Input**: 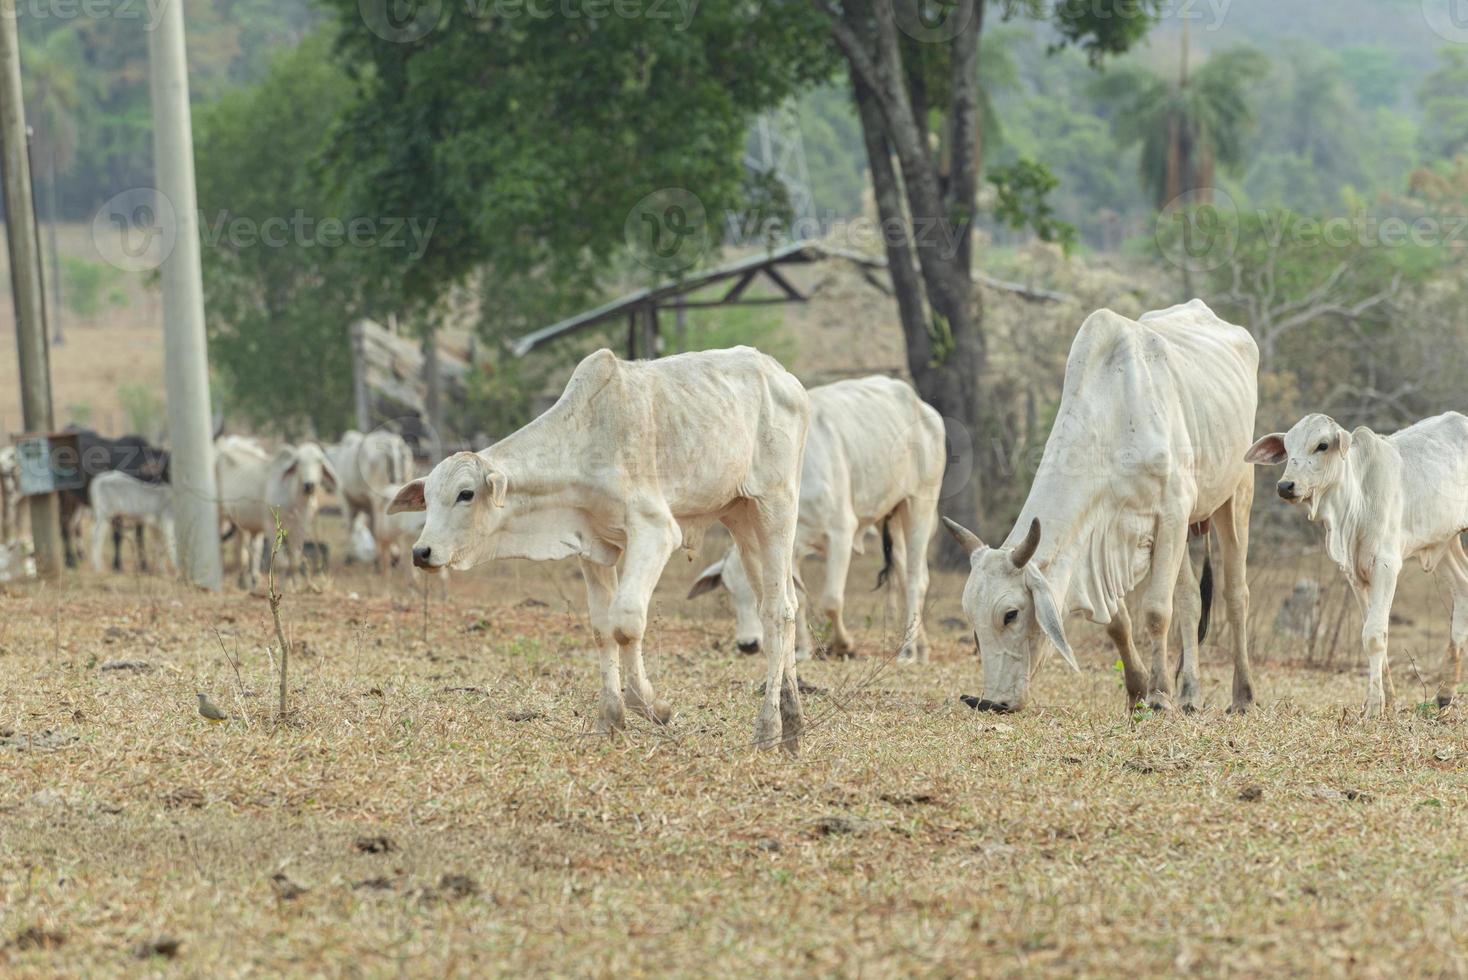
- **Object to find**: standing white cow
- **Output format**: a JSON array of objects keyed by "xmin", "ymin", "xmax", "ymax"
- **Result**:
[
  {"xmin": 944, "ymin": 300, "xmax": 1259, "ymax": 713},
  {"xmin": 216, "ymin": 437, "xmax": 339, "ymax": 587},
  {"xmin": 388, "ymin": 346, "xmax": 811, "ymax": 752},
  {"xmin": 329, "ymin": 429, "xmax": 415, "ymax": 572},
  {"xmin": 88, "ymin": 471, "xmax": 177, "ymax": 573},
  {"xmin": 1247, "ymin": 412, "xmax": 1468, "ymax": 714},
  {"xmin": 346, "ymin": 495, "xmax": 446, "ymax": 593},
  {"xmin": 688, "ymin": 376, "xmax": 944, "ymax": 662}
]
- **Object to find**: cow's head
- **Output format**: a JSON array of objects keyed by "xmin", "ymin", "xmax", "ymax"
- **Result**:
[
  {"xmin": 387, "ymin": 451, "xmax": 508, "ymax": 571},
  {"xmin": 1246, "ymin": 414, "xmax": 1350, "ymax": 520},
  {"xmin": 272, "ymin": 442, "xmax": 339, "ymax": 505},
  {"xmin": 942, "ymin": 516, "xmax": 1078, "ymax": 712},
  {"xmin": 688, "ymin": 550, "xmax": 764, "ymax": 653}
]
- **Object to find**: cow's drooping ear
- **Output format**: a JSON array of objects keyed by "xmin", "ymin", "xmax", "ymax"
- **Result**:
[
  {"xmin": 1244, "ymin": 433, "xmax": 1288, "ymax": 465},
  {"xmin": 320, "ymin": 455, "xmax": 340, "ymax": 494},
  {"xmin": 387, "ymin": 479, "xmax": 427, "ymax": 515},
  {"xmin": 941, "ymin": 517, "xmax": 985, "ymax": 556},
  {"xmin": 687, "ymin": 559, "xmax": 724, "ymax": 599},
  {"xmin": 1025, "ymin": 564, "xmax": 1077, "ymax": 672},
  {"xmin": 1333, "ymin": 427, "xmax": 1352, "ymax": 455},
  {"xmin": 486, "ymin": 470, "xmax": 508, "ymax": 508},
  {"xmin": 1011, "ymin": 517, "xmax": 1041, "ymax": 569}
]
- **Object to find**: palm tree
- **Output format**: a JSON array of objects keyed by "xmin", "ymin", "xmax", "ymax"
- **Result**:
[
  {"xmin": 1094, "ymin": 33, "xmax": 1267, "ymax": 209},
  {"xmin": 22, "ymin": 28, "xmax": 85, "ymax": 345}
]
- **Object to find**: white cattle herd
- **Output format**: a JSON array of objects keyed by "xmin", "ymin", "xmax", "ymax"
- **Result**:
[{"xmin": 5, "ymin": 299, "xmax": 1465, "ymax": 739}]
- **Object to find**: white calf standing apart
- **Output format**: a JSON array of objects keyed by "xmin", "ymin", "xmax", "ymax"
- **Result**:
[
  {"xmin": 88, "ymin": 471, "xmax": 177, "ymax": 574},
  {"xmin": 216, "ymin": 438, "xmax": 339, "ymax": 586},
  {"xmin": 689, "ymin": 375, "xmax": 944, "ymax": 662},
  {"xmin": 1247, "ymin": 412, "xmax": 1468, "ymax": 714},
  {"xmin": 388, "ymin": 346, "xmax": 811, "ymax": 752}
]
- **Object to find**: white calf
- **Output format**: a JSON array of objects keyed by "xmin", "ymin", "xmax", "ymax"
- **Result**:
[
  {"xmin": 88, "ymin": 471, "xmax": 177, "ymax": 574},
  {"xmin": 1248, "ymin": 412, "xmax": 1468, "ymax": 714}
]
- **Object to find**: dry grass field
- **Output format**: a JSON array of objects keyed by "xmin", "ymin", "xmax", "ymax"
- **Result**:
[{"xmin": 1, "ymin": 538, "xmax": 1466, "ymax": 977}]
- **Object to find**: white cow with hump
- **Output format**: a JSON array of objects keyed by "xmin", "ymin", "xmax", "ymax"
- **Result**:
[
  {"xmin": 944, "ymin": 299, "xmax": 1259, "ymax": 713},
  {"xmin": 388, "ymin": 346, "xmax": 811, "ymax": 752},
  {"xmin": 88, "ymin": 471, "xmax": 177, "ymax": 573},
  {"xmin": 688, "ymin": 375, "xmax": 944, "ymax": 662},
  {"xmin": 1247, "ymin": 412, "xmax": 1468, "ymax": 714},
  {"xmin": 215, "ymin": 436, "xmax": 340, "ymax": 586}
]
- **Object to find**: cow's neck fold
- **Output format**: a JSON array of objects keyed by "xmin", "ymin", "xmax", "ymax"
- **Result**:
[{"xmin": 1310, "ymin": 449, "xmax": 1370, "ymax": 580}]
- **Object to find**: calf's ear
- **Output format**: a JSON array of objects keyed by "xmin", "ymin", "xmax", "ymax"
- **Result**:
[
  {"xmin": 687, "ymin": 559, "xmax": 724, "ymax": 599},
  {"xmin": 387, "ymin": 479, "xmax": 427, "ymax": 515},
  {"xmin": 1244, "ymin": 433, "xmax": 1288, "ymax": 465},
  {"xmin": 1333, "ymin": 428, "xmax": 1352, "ymax": 455}
]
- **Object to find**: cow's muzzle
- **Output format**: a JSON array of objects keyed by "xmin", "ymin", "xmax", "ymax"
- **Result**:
[
  {"xmin": 412, "ymin": 545, "xmax": 436, "ymax": 569},
  {"xmin": 736, "ymin": 639, "xmax": 760, "ymax": 654},
  {"xmin": 1277, "ymin": 480, "xmax": 1299, "ymax": 501}
]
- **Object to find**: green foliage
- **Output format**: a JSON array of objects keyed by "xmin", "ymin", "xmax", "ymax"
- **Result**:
[
  {"xmin": 673, "ymin": 305, "xmax": 795, "ymax": 364},
  {"xmin": 59, "ymin": 257, "xmax": 125, "ymax": 317},
  {"xmin": 797, "ymin": 84, "xmax": 867, "ymax": 221},
  {"xmin": 195, "ymin": 30, "xmax": 392, "ymax": 436},
  {"xmin": 1420, "ymin": 48, "xmax": 1468, "ymax": 162},
  {"xmin": 987, "ymin": 159, "xmax": 1077, "ymax": 253},
  {"xmin": 1093, "ymin": 46, "xmax": 1270, "ymax": 208},
  {"xmin": 319, "ymin": 0, "xmax": 839, "ymax": 308}
]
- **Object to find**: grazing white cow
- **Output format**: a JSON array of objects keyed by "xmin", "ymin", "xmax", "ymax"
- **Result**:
[
  {"xmin": 1247, "ymin": 412, "xmax": 1468, "ymax": 714},
  {"xmin": 388, "ymin": 346, "xmax": 810, "ymax": 752},
  {"xmin": 88, "ymin": 471, "xmax": 177, "ymax": 574},
  {"xmin": 688, "ymin": 376, "xmax": 944, "ymax": 662},
  {"xmin": 944, "ymin": 300, "xmax": 1259, "ymax": 713},
  {"xmin": 216, "ymin": 437, "xmax": 339, "ymax": 586},
  {"xmin": 329, "ymin": 429, "xmax": 415, "ymax": 572}
]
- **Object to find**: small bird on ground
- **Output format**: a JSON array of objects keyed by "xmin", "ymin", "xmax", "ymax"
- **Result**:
[{"xmin": 196, "ymin": 692, "xmax": 229, "ymax": 724}]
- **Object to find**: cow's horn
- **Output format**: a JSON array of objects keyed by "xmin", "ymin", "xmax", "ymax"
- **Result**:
[
  {"xmin": 1011, "ymin": 518, "xmax": 1041, "ymax": 569},
  {"xmin": 941, "ymin": 517, "xmax": 984, "ymax": 556}
]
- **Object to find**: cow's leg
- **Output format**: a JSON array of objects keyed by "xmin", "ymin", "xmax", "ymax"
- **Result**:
[
  {"xmin": 793, "ymin": 573, "xmax": 813, "ymax": 662},
  {"xmin": 134, "ymin": 522, "xmax": 148, "ymax": 573},
  {"xmin": 747, "ymin": 499, "xmax": 804, "ymax": 753},
  {"xmin": 1106, "ymin": 602, "xmax": 1149, "ymax": 709},
  {"xmin": 1359, "ymin": 559, "xmax": 1401, "ymax": 717},
  {"xmin": 59, "ymin": 496, "xmax": 77, "ymax": 567},
  {"xmin": 1172, "ymin": 537, "xmax": 1204, "ymax": 713},
  {"xmin": 1138, "ymin": 515, "xmax": 1191, "ymax": 712},
  {"xmin": 820, "ymin": 519, "xmax": 857, "ymax": 658},
  {"xmin": 1213, "ymin": 476, "xmax": 1257, "ymax": 713},
  {"xmin": 899, "ymin": 501, "xmax": 936, "ymax": 664},
  {"xmin": 89, "ymin": 513, "xmax": 107, "ymax": 574},
  {"xmin": 1436, "ymin": 542, "xmax": 1468, "ymax": 709},
  {"xmin": 607, "ymin": 519, "xmax": 679, "ymax": 728},
  {"xmin": 112, "ymin": 518, "xmax": 125, "ymax": 572},
  {"xmin": 581, "ymin": 558, "xmax": 626, "ymax": 734}
]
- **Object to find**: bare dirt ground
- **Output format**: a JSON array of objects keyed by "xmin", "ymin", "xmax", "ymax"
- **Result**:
[{"xmin": 1, "ymin": 539, "xmax": 1466, "ymax": 977}]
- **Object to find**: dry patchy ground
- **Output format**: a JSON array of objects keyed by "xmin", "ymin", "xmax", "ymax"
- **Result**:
[{"xmin": 1, "ymin": 553, "xmax": 1466, "ymax": 977}]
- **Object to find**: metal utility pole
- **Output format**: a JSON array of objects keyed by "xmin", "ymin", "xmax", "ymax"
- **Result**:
[
  {"xmin": 148, "ymin": 0, "xmax": 222, "ymax": 588},
  {"xmin": 0, "ymin": 0, "xmax": 63, "ymax": 578}
]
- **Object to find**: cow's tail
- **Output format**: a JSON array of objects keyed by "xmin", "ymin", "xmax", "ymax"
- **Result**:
[
  {"xmin": 874, "ymin": 516, "xmax": 895, "ymax": 591},
  {"xmin": 1197, "ymin": 552, "xmax": 1213, "ymax": 644}
]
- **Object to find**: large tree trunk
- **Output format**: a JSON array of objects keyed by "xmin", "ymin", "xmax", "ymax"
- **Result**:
[{"xmin": 829, "ymin": 0, "xmax": 989, "ymax": 564}]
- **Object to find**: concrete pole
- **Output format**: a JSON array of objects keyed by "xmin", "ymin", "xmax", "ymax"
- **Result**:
[
  {"xmin": 148, "ymin": 0, "xmax": 222, "ymax": 588},
  {"xmin": 0, "ymin": 0, "xmax": 63, "ymax": 578}
]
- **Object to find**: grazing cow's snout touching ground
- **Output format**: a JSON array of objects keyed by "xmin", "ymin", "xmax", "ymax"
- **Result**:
[
  {"xmin": 1277, "ymin": 480, "xmax": 1297, "ymax": 500},
  {"xmin": 412, "ymin": 545, "xmax": 433, "ymax": 568},
  {"xmin": 737, "ymin": 639, "xmax": 760, "ymax": 654}
]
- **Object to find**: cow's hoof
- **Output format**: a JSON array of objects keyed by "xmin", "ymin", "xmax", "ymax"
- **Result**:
[
  {"xmin": 597, "ymin": 695, "xmax": 626, "ymax": 735},
  {"xmin": 753, "ymin": 703, "xmax": 781, "ymax": 751},
  {"xmin": 647, "ymin": 699, "xmax": 673, "ymax": 725},
  {"xmin": 1438, "ymin": 694, "xmax": 1455, "ymax": 710},
  {"xmin": 1226, "ymin": 697, "xmax": 1253, "ymax": 715},
  {"xmin": 1145, "ymin": 694, "xmax": 1175, "ymax": 713},
  {"xmin": 1181, "ymin": 703, "xmax": 1199, "ymax": 715}
]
